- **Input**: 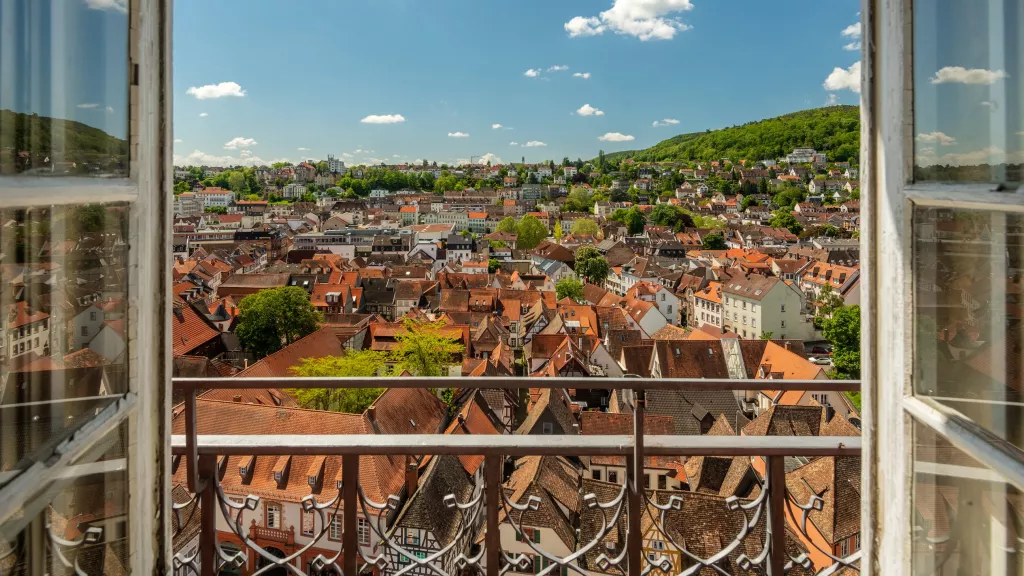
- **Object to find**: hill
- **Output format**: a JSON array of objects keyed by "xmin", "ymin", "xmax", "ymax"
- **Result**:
[
  {"xmin": 601, "ymin": 106, "xmax": 859, "ymax": 164},
  {"xmin": 0, "ymin": 109, "xmax": 128, "ymax": 174}
]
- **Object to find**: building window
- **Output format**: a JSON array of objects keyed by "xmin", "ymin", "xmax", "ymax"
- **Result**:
[
  {"xmin": 266, "ymin": 503, "xmax": 281, "ymax": 529},
  {"xmin": 90, "ymin": 311, "xmax": 97, "ymax": 321},
  {"xmin": 781, "ymin": 320, "xmax": 786, "ymax": 328},
  {"xmin": 329, "ymin": 514, "xmax": 342, "ymax": 540},
  {"xmin": 658, "ymin": 475, "xmax": 667, "ymax": 489},
  {"xmin": 542, "ymin": 422, "xmax": 553, "ymax": 434},
  {"xmin": 357, "ymin": 517, "xmax": 370, "ymax": 546},
  {"xmin": 81, "ymin": 326, "xmax": 89, "ymax": 337},
  {"xmin": 608, "ymin": 471, "xmax": 618, "ymax": 483},
  {"xmin": 781, "ymin": 304, "xmax": 786, "ymax": 313},
  {"xmin": 301, "ymin": 510, "xmax": 314, "ymax": 536},
  {"xmin": 592, "ymin": 470, "xmax": 601, "ymax": 481}
]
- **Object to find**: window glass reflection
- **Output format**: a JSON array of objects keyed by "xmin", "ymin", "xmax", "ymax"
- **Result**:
[
  {"xmin": 0, "ymin": 0, "xmax": 129, "ymax": 176},
  {"xmin": 913, "ymin": 205, "xmax": 1024, "ymax": 450},
  {"xmin": 914, "ymin": 0, "xmax": 1023, "ymax": 184}
]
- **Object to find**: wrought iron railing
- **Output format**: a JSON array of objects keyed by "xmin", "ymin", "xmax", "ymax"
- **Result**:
[{"xmin": 170, "ymin": 376, "xmax": 862, "ymax": 575}]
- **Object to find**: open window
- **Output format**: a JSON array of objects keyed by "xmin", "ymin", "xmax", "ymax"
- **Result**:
[
  {"xmin": 866, "ymin": 0, "xmax": 1024, "ymax": 572},
  {"xmin": 0, "ymin": 0, "xmax": 170, "ymax": 572}
]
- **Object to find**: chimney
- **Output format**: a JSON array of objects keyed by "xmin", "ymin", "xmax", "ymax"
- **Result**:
[
  {"xmin": 784, "ymin": 342, "xmax": 791, "ymax": 351},
  {"xmin": 233, "ymin": 394, "xmax": 242, "ymax": 402},
  {"xmin": 405, "ymin": 456, "xmax": 419, "ymax": 492},
  {"xmin": 824, "ymin": 405, "xmax": 836, "ymax": 423},
  {"xmin": 366, "ymin": 404, "xmax": 377, "ymax": 420}
]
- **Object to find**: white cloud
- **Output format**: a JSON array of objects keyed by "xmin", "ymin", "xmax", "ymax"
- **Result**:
[
  {"xmin": 841, "ymin": 22, "xmax": 862, "ymax": 38},
  {"xmin": 509, "ymin": 141, "xmax": 520, "ymax": 146},
  {"xmin": 825, "ymin": 93, "xmax": 840, "ymax": 106},
  {"xmin": 224, "ymin": 137, "xmax": 258, "ymax": 150},
  {"xmin": 577, "ymin": 104, "xmax": 605, "ymax": 116},
  {"xmin": 930, "ymin": 66, "xmax": 1007, "ymax": 85},
  {"xmin": 565, "ymin": 0, "xmax": 695, "ymax": 41},
  {"xmin": 360, "ymin": 114, "xmax": 406, "ymax": 124},
  {"xmin": 199, "ymin": 112, "xmax": 209, "ymax": 117},
  {"xmin": 479, "ymin": 153, "xmax": 502, "ymax": 164},
  {"xmin": 548, "ymin": 65, "xmax": 570, "ymax": 72},
  {"xmin": 105, "ymin": 106, "xmax": 114, "ymax": 114},
  {"xmin": 297, "ymin": 147, "xmax": 311, "ymax": 151},
  {"xmin": 916, "ymin": 145, "xmax": 1024, "ymax": 167},
  {"xmin": 524, "ymin": 141, "xmax": 547, "ymax": 147},
  {"xmin": 524, "ymin": 69, "xmax": 541, "ymax": 78},
  {"xmin": 823, "ymin": 61, "xmax": 861, "ymax": 93},
  {"xmin": 393, "ymin": 154, "xmax": 400, "ymax": 158},
  {"xmin": 844, "ymin": 42, "xmax": 861, "ymax": 51},
  {"xmin": 83, "ymin": 0, "xmax": 126, "ymax": 13},
  {"xmin": 981, "ymin": 101, "xmax": 999, "ymax": 111},
  {"xmin": 185, "ymin": 81, "xmax": 246, "ymax": 100},
  {"xmin": 173, "ymin": 139, "xmax": 183, "ymax": 144},
  {"xmin": 565, "ymin": 16, "xmax": 606, "ymax": 37},
  {"xmin": 652, "ymin": 118, "xmax": 680, "ymax": 127},
  {"xmin": 448, "ymin": 132, "xmax": 470, "ymax": 138},
  {"xmin": 174, "ymin": 149, "xmax": 290, "ymax": 168},
  {"xmin": 916, "ymin": 131, "xmax": 957, "ymax": 146},
  {"xmin": 598, "ymin": 132, "xmax": 635, "ymax": 142},
  {"xmin": 77, "ymin": 103, "xmax": 99, "ymax": 109},
  {"xmin": 342, "ymin": 153, "xmax": 354, "ymax": 158},
  {"xmin": 573, "ymin": 72, "xmax": 592, "ymax": 79},
  {"xmin": 492, "ymin": 124, "xmax": 504, "ymax": 130}
]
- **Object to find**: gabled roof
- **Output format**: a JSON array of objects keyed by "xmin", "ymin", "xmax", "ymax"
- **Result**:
[
  {"xmin": 235, "ymin": 326, "xmax": 347, "ymax": 377},
  {"xmin": 786, "ymin": 456, "xmax": 861, "ymax": 544},
  {"xmin": 742, "ymin": 405, "xmax": 861, "ymax": 438},
  {"xmin": 502, "ymin": 456, "xmax": 582, "ymax": 550},
  {"xmin": 171, "ymin": 303, "xmax": 220, "ymax": 357},
  {"xmin": 515, "ymin": 388, "xmax": 578, "ymax": 435}
]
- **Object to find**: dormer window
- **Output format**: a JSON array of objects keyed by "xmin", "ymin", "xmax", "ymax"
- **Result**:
[{"xmin": 239, "ymin": 466, "xmax": 247, "ymax": 477}]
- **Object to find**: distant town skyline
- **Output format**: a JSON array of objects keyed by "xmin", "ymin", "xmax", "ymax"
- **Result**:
[{"xmin": 170, "ymin": 0, "xmax": 862, "ymax": 168}]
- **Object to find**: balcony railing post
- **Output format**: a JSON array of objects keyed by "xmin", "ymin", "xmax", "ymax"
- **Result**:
[
  {"xmin": 767, "ymin": 455, "xmax": 787, "ymax": 576},
  {"xmin": 343, "ymin": 454, "xmax": 359, "ymax": 576},
  {"xmin": 198, "ymin": 454, "xmax": 218, "ymax": 575},
  {"xmin": 627, "ymin": 388, "xmax": 645, "ymax": 575},
  {"xmin": 484, "ymin": 454, "xmax": 501, "ymax": 576},
  {"xmin": 184, "ymin": 387, "xmax": 200, "ymax": 493}
]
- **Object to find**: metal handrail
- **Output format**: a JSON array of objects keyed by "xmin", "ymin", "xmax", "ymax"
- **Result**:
[{"xmin": 172, "ymin": 377, "xmax": 862, "ymax": 575}]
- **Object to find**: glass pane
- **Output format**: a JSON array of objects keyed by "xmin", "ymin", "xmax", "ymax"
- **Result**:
[
  {"xmin": 912, "ymin": 419, "xmax": 1023, "ymax": 575},
  {"xmin": 0, "ymin": 204, "xmax": 131, "ymax": 488},
  {"xmin": 913, "ymin": 204, "xmax": 1024, "ymax": 449},
  {"xmin": 0, "ymin": 0, "xmax": 129, "ymax": 177},
  {"xmin": 0, "ymin": 423, "xmax": 128, "ymax": 575},
  {"xmin": 913, "ymin": 0, "xmax": 1023, "ymax": 185}
]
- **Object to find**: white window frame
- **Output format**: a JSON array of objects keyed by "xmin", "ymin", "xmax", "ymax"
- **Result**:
[
  {"xmin": 865, "ymin": 0, "xmax": 1024, "ymax": 573},
  {"xmin": 0, "ymin": 0, "xmax": 171, "ymax": 572}
]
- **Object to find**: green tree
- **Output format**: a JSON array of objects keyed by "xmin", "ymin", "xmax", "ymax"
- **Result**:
[
  {"xmin": 227, "ymin": 171, "xmax": 246, "ymax": 193},
  {"xmin": 741, "ymin": 195, "xmax": 760, "ymax": 211},
  {"xmin": 69, "ymin": 204, "xmax": 108, "ymax": 239},
  {"xmin": 813, "ymin": 284, "xmax": 846, "ymax": 328},
  {"xmin": 516, "ymin": 215, "xmax": 548, "ymax": 250},
  {"xmin": 271, "ymin": 161, "xmax": 293, "ymax": 170},
  {"xmin": 770, "ymin": 211, "xmax": 803, "ymax": 235},
  {"xmin": 574, "ymin": 246, "xmax": 610, "ymax": 286},
  {"xmin": 564, "ymin": 187, "xmax": 595, "ymax": 212},
  {"xmin": 553, "ymin": 221, "xmax": 565, "ymax": 242},
  {"xmin": 556, "ymin": 277, "xmax": 585, "ymax": 302},
  {"xmin": 391, "ymin": 319, "xmax": 465, "ymax": 377},
  {"xmin": 489, "ymin": 240, "xmax": 507, "ymax": 249},
  {"xmin": 823, "ymin": 305, "xmax": 860, "ymax": 379},
  {"xmin": 759, "ymin": 331, "xmax": 774, "ymax": 340},
  {"xmin": 649, "ymin": 204, "xmax": 695, "ymax": 231},
  {"xmin": 570, "ymin": 218, "xmax": 600, "ymax": 236},
  {"xmin": 204, "ymin": 206, "xmax": 227, "ymax": 214},
  {"xmin": 235, "ymin": 286, "xmax": 323, "ymax": 357},
  {"xmin": 701, "ymin": 232, "xmax": 728, "ymax": 250},
  {"xmin": 609, "ymin": 207, "xmax": 646, "ymax": 235},
  {"xmin": 488, "ymin": 258, "xmax": 501, "ymax": 273},
  {"xmin": 496, "ymin": 216, "xmax": 518, "ymax": 234},
  {"xmin": 173, "ymin": 180, "xmax": 191, "ymax": 194},
  {"xmin": 289, "ymin": 350, "xmax": 388, "ymax": 412}
]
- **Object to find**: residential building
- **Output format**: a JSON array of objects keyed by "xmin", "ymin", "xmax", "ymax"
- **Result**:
[{"xmin": 721, "ymin": 275, "xmax": 812, "ymax": 340}]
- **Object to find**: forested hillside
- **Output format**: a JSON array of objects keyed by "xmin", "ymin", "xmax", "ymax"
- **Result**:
[
  {"xmin": 0, "ymin": 109, "xmax": 128, "ymax": 174},
  {"xmin": 602, "ymin": 106, "xmax": 859, "ymax": 164}
]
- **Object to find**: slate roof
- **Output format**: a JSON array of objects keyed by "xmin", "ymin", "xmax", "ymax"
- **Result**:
[
  {"xmin": 785, "ymin": 456, "xmax": 861, "ymax": 544},
  {"xmin": 515, "ymin": 388, "xmax": 578, "ymax": 435},
  {"xmin": 644, "ymin": 387, "xmax": 743, "ymax": 436}
]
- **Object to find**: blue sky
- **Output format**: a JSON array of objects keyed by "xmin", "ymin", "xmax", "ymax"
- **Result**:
[{"xmin": 172, "ymin": 0, "xmax": 865, "ymax": 167}]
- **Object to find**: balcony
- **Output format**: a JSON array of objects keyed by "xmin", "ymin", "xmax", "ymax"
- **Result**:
[{"xmin": 170, "ymin": 376, "xmax": 861, "ymax": 575}]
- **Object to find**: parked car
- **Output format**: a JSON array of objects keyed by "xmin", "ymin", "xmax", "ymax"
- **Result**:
[
  {"xmin": 810, "ymin": 345, "xmax": 832, "ymax": 355},
  {"xmin": 808, "ymin": 356, "xmax": 833, "ymax": 366}
]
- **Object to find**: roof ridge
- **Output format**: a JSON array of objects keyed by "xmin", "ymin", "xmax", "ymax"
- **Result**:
[{"xmin": 196, "ymin": 397, "xmax": 366, "ymax": 419}]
